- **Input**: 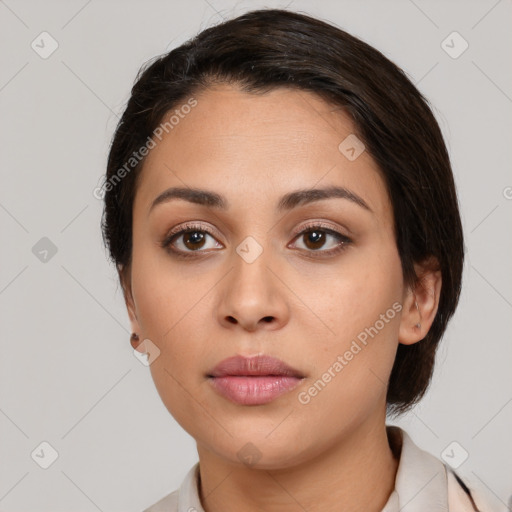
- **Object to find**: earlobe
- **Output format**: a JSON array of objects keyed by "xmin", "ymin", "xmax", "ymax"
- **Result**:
[
  {"xmin": 398, "ymin": 258, "xmax": 442, "ymax": 346},
  {"xmin": 130, "ymin": 332, "xmax": 142, "ymax": 350}
]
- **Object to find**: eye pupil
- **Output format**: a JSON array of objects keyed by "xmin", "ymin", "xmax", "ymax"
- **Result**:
[
  {"xmin": 304, "ymin": 230, "xmax": 325, "ymax": 250},
  {"xmin": 184, "ymin": 231, "xmax": 206, "ymax": 249}
]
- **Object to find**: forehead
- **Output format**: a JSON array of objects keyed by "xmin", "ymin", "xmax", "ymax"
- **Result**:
[{"xmin": 134, "ymin": 84, "xmax": 392, "ymax": 221}]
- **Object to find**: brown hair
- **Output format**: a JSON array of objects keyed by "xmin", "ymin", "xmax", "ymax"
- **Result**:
[{"xmin": 101, "ymin": 8, "xmax": 464, "ymax": 417}]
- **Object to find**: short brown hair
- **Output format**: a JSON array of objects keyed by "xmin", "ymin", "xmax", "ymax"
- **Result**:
[{"xmin": 101, "ymin": 8, "xmax": 464, "ymax": 417}]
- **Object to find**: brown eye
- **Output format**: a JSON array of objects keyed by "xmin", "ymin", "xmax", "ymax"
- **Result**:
[
  {"xmin": 181, "ymin": 230, "xmax": 207, "ymax": 250},
  {"xmin": 161, "ymin": 223, "xmax": 224, "ymax": 257},
  {"xmin": 302, "ymin": 230, "xmax": 327, "ymax": 250},
  {"xmin": 290, "ymin": 224, "xmax": 352, "ymax": 256}
]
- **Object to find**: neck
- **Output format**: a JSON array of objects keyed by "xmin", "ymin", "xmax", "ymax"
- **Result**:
[{"xmin": 196, "ymin": 413, "xmax": 400, "ymax": 512}]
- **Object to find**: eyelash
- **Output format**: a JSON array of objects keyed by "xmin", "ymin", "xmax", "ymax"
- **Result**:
[{"xmin": 160, "ymin": 221, "xmax": 352, "ymax": 260}]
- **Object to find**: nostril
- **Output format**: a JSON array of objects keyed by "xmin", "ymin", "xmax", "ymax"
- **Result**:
[{"xmin": 262, "ymin": 316, "xmax": 274, "ymax": 323}]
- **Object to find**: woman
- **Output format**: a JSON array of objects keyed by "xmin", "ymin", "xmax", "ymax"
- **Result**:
[{"xmin": 101, "ymin": 8, "xmax": 495, "ymax": 512}]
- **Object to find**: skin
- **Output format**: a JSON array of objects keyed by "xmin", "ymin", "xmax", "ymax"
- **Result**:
[{"xmin": 120, "ymin": 84, "xmax": 442, "ymax": 512}]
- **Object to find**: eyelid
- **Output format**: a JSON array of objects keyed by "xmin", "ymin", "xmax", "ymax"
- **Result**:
[
  {"xmin": 291, "ymin": 220, "xmax": 351, "ymax": 239},
  {"xmin": 163, "ymin": 221, "xmax": 222, "ymax": 243},
  {"xmin": 163, "ymin": 220, "xmax": 349, "ymax": 243}
]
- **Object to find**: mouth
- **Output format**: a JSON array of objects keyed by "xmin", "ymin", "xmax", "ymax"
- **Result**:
[
  {"xmin": 206, "ymin": 354, "xmax": 305, "ymax": 405},
  {"xmin": 207, "ymin": 354, "xmax": 305, "ymax": 379}
]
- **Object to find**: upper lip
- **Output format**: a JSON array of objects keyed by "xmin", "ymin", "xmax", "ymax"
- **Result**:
[{"xmin": 207, "ymin": 354, "xmax": 305, "ymax": 378}]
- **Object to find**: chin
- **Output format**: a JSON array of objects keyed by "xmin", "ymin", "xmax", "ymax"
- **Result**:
[{"xmin": 204, "ymin": 432, "xmax": 314, "ymax": 471}]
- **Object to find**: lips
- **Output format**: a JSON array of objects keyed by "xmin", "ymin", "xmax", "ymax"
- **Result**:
[
  {"xmin": 207, "ymin": 354, "xmax": 305, "ymax": 378},
  {"xmin": 206, "ymin": 354, "xmax": 305, "ymax": 405}
]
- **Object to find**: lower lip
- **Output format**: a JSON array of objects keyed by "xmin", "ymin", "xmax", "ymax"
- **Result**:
[{"xmin": 208, "ymin": 375, "xmax": 303, "ymax": 405}]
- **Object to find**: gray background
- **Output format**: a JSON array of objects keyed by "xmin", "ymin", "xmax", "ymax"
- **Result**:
[{"xmin": 1, "ymin": 0, "xmax": 511, "ymax": 510}]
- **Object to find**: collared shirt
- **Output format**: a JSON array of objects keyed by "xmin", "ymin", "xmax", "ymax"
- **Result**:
[{"xmin": 143, "ymin": 425, "xmax": 495, "ymax": 512}]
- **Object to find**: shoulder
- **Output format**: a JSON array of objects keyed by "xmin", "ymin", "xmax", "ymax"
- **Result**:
[
  {"xmin": 387, "ymin": 426, "xmax": 499, "ymax": 512},
  {"xmin": 142, "ymin": 489, "xmax": 179, "ymax": 512},
  {"xmin": 447, "ymin": 468, "xmax": 500, "ymax": 512}
]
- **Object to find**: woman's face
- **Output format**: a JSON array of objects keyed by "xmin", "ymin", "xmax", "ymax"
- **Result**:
[{"xmin": 124, "ymin": 84, "xmax": 412, "ymax": 468}]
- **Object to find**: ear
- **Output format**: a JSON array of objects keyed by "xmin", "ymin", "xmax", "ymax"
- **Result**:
[
  {"xmin": 118, "ymin": 263, "xmax": 143, "ymax": 350},
  {"xmin": 398, "ymin": 257, "xmax": 442, "ymax": 346}
]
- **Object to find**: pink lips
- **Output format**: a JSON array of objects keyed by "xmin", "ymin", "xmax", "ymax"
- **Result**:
[{"xmin": 207, "ymin": 354, "xmax": 305, "ymax": 405}]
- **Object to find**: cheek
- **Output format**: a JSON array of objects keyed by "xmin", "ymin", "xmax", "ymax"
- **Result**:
[
  {"xmin": 130, "ymin": 237, "xmax": 206, "ymax": 337},
  {"xmin": 132, "ymin": 264, "xmax": 211, "ymax": 367},
  {"xmin": 293, "ymin": 243, "xmax": 403, "ymax": 407},
  {"xmin": 298, "ymin": 241, "xmax": 403, "ymax": 347},
  {"xmin": 129, "ymin": 248, "xmax": 215, "ymax": 413}
]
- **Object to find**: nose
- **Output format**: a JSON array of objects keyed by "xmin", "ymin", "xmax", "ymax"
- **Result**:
[{"xmin": 215, "ymin": 250, "xmax": 290, "ymax": 332}]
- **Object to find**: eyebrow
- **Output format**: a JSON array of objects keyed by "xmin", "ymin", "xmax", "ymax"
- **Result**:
[{"xmin": 149, "ymin": 185, "xmax": 372, "ymax": 214}]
